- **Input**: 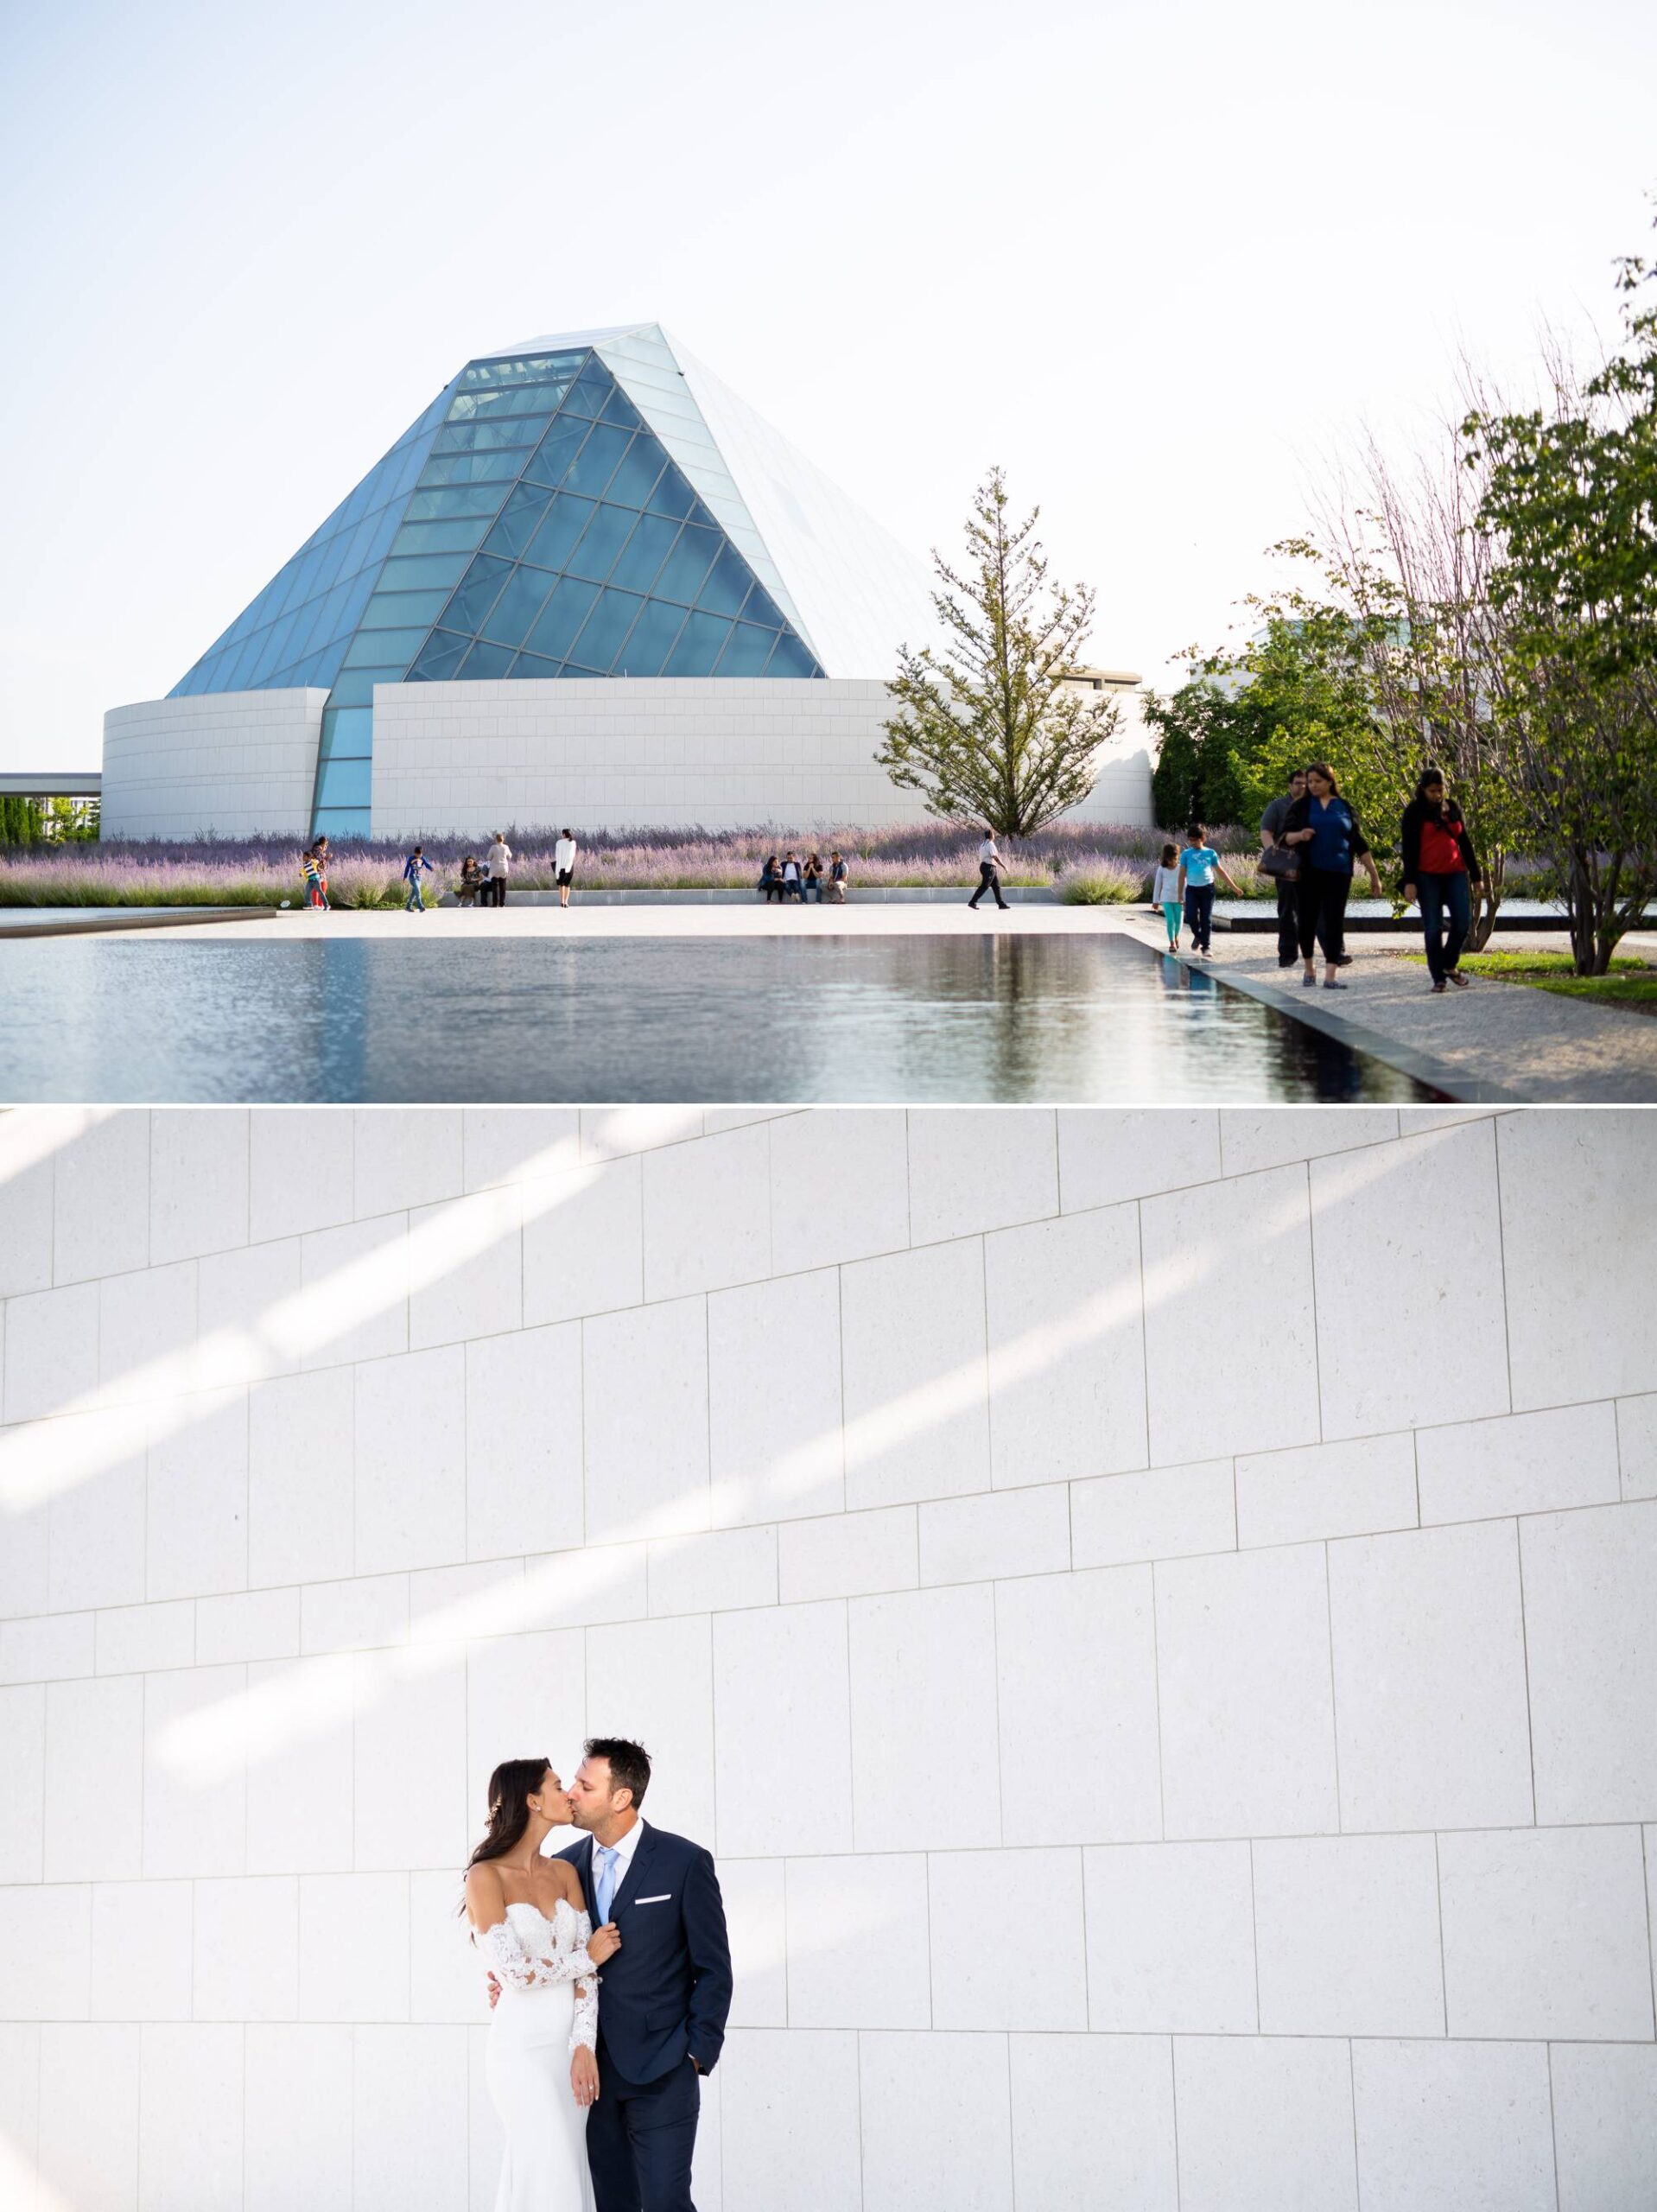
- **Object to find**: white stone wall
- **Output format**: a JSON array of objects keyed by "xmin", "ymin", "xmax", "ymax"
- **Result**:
[
  {"xmin": 370, "ymin": 677, "xmax": 1155, "ymax": 837},
  {"xmin": 97, "ymin": 682, "xmax": 1155, "ymax": 841},
  {"xmin": 1, "ymin": 1105, "xmax": 1653, "ymax": 2211},
  {"xmin": 101, "ymin": 691, "xmax": 327, "ymax": 842}
]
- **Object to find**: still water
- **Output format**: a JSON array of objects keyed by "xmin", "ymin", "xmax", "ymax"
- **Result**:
[{"xmin": 0, "ymin": 933, "xmax": 1444, "ymax": 1103}]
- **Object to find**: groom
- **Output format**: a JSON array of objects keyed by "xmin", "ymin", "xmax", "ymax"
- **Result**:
[{"xmin": 561, "ymin": 1736, "xmax": 732, "ymax": 2212}]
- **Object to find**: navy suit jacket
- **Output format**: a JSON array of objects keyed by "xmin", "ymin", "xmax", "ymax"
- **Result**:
[{"xmin": 558, "ymin": 1824, "xmax": 733, "ymax": 2083}]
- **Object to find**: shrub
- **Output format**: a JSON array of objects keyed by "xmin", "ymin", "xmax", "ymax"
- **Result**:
[{"xmin": 1057, "ymin": 858, "xmax": 1147, "ymax": 905}]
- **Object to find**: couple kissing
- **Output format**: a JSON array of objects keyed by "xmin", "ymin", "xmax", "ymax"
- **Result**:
[{"xmin": 462, "ymin": 1736, "xmax": 732, "ymax": 2212}]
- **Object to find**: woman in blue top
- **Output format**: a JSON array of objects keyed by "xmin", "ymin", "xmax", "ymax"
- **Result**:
[
  {"xmin": 1280, "ymin": 763, "xmax": 1383, "ymax": 988},
  {"xmin": 1177, "ymin": 824, "xmax": 1242, "ymax": 957}
]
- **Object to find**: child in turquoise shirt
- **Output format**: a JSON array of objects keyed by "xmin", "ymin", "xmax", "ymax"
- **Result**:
[{"xmin": 1178, "ymin": 825, "xmax": 1242, "ymax": 957}]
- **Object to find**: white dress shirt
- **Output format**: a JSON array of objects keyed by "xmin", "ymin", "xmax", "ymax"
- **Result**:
[{"xmin": 554, "ymin": 836, "xmax": 577, "ymax": 873}]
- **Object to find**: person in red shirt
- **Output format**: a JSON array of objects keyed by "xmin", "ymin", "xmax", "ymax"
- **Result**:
[{"xmin": 1400, "ymin": 766, "xmax": 1483, "ymax": 992}]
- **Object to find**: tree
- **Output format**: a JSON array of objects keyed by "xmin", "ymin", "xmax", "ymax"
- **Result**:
[
  {"xmin": 877, "ymin": 469, "xmax": 1121, "ymax": 834},
  {"xmin": 1279, "ymin": 410, "xmax": 1528, "ymax": 950},
  {"xmin": 1463, "ymin": 232, "xmax": 1657, "ymax": 973},
  {"xmin": 1145, "ymin": 680, "xmax": 1229, "ymax": 827},
  {"xmin": 1147, "ymin": 611, "xmax": 1381, "ymax": 836},
  {"xmin": 0, "ymin": 794, "xmax": 44, "ymax": 847}
]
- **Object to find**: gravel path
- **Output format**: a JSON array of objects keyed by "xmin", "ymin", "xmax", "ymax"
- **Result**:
[{"xmin": 1149, "ymin": 924, "xmax": 1657, "ymax": 1103}]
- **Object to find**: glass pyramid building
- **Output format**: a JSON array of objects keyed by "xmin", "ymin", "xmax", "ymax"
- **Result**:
[{"xmin": 168, "ymin": 326, "xmax": 927, "ymax": 839}]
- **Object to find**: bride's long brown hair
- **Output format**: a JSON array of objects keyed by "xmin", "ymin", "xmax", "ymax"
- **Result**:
[{"xmin": 459, "ymin": 1758, "xmax": 552, "ymax": 1910}]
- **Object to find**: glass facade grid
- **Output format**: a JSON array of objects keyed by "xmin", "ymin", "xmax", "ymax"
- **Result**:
[
  {"xmin": 562, "ymin": 501, "xmax": 635, "ymax": 585},
  {"xmin": 408, "ymin": 632, "xmax": 470, "ymax": 682},
  {"xmin": 479, "ymin": 568, "xmax": 556, "ymax": 650},
  {"xmin": 162, "ymin": 339, "xmax": 828, "ymax": 836},
  {"xmin": 456, "ymin": 639, "xmax": 516, "ymax": 679},
  {"xmin": 713, "ymin": 620, "xmax": 778, "ymax": 677},
  {"xmin": 518, "ymin": 493, "xmax": 594, "ymax": 573},
  {"xmin": 608, "ymin": 511, "xmax": 681, "ymax": 596},
  {"xmin": 663, "ymin": 609, "xmax": 732, "ymax": 677},
  {"xmin": 613, "ymin": 594, "xmax": 689, "ymax": 676},
  {"xmin": 562, "ymin": 422, "xmax": 632, "ymax": 498},
  {"xmin": 522, "ymin": 576, "xmax": 599, "ymax": 661}
]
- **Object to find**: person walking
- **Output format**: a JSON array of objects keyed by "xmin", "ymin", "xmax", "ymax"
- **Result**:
[
  {"xmin": 314, "ymin": 835, "xmax": 332, "ymax": 911},
  {"xmin": 302, "ymin": 842, "xmax": 327, "ymax": 910},
  {"xmin": 1400, "ymin": 766, "xmax": 1482, "ymax": 993},
  {"xmin": 486, "ymin": 831, "xmax": 513, "ymax": 909},
  {"xmin": 968, "ymin": 827, "xmax": 1008, "ymax": 911},
  {"xmin": 1177, "ymin": 824, "xmax": 1242, "ymax": 957},
  {"xmin": 1281, "ymin": 763, "xmax": 1383, "ymax": 988},
  {"xmin": 554, "ymin": 827, "xmax": 578, "ymax": 910},
  {"xmin": 1260, "ymin": 767, "xmax": 1308, "ymax": 968},
  {"xmin": 1151, "ymin": 842, "xmax": 1184, "ymax": 951},
  {"xmin": 403, "ymin": 844, "xmax": 435, "ymax": 912},
  {"xmin": 828, "ymin": 850, "xmax": 848, "ymax": 904}
]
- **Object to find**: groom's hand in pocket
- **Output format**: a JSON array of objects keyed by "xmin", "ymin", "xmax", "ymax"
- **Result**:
[{"xmin": 571, "ymin": 2048, "xmax": 600, "ymax": 2107}]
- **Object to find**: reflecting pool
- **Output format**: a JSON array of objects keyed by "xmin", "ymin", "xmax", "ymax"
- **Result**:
[{"xmin": 0, "ymin": 933, "xmax": 1445, "ymax": 1103}]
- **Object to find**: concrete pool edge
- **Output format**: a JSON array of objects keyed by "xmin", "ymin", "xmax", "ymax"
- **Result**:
[{"xmin": 0, "ymin": 906, "xmax": 283, "ymax": 940}]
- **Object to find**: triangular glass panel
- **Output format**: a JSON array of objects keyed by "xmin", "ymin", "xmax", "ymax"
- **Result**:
[
  {"xmin": 524, "ymin": 416, "xmax": 590, "ymax": 489},
  {"xmin": 482, "ymin": 483, "xmax": 555, "ymax": 561},
  {"xmin": 645, "ymin": 463, "xmax": 697, "ymax": 521},
  {"xmin": 440, "ymin": 555, "xmax": 513, "ymax": 635},
  {"xmin": 407, "ymin": 631, "xmax": 471, "ymax": 681},
  {"xmin": 524, "ymin": 493, "xmax": 597, "ymax": 574},
  {"xmin": 600, "ymin": 385, "xmax": 644, "ymax": 430},
  {"xmin": 562, "ymin": 364, "xmax": 613, "ymax": 418},
  {"xmin": 663, "ymin": 611, "xmax": 732, "ymax": 677}
]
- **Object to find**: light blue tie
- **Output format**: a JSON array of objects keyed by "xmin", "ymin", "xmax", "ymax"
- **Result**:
[{"xmin": 594, "ymin": 1845, "xmax": 619, "ymax": 1923}]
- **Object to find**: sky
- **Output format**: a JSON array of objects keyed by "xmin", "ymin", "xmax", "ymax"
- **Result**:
[{"xmin": 1, "ymin": 0, "xmax": 1654, "ymax": 772}]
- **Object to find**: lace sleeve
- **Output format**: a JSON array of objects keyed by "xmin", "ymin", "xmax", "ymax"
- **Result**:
[
  {"xmin": 569, "ymin": 1908, "xmax": 599, "ymax": 2055},
  {"xmin": 474, "ymin": 1917, "xmax": 595, "ymax": 1993}
]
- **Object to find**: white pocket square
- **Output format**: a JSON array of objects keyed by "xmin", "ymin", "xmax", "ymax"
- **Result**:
[{"xmin": 634, "ymin": 1893, "xmax": 672, "ymax": 1905}]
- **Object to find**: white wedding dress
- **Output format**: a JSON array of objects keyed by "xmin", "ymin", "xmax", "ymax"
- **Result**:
[{"xmin": 472, "ymin": 1897, "xmax": 600, "ymax": 2212}]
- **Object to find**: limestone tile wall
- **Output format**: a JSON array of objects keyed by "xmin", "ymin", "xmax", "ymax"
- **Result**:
[
  {"xmin": 369, "ymin": 676, "xmax": 1156, "ymax": 835},
  {"xmin": 101, "ymin": 691, "xmax": 327, "ymax": 840},
  {"xmin": 1, "ymin": 1105, "xmax": 1654, "ymax": 2210}
]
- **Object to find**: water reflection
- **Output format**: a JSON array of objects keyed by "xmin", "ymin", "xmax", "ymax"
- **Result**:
[{"xmin": 0, "ymin": 935, "xmax": 1444, "ymax": 1103}]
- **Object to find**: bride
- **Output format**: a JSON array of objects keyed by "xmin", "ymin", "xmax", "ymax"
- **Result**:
[{"xmin": 463, "ymin": 1758, "xmax": 623, "ymax": 2211}]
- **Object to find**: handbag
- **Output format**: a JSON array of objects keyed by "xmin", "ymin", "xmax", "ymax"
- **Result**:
[{"xmin": 1259, "ymin": 842, "xmax": 1297, "ymax": 880}]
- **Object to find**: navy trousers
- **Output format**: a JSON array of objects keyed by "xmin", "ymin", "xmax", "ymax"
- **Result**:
[
  {"xmin": 587, "ymin": 2048, "xmax": 700, "ymax": 2212},
  {"xmin": 1274, "ymin": 875, "xmax": 1299, "ymax": 963},
  {"xmin": 1418, "ymin": 869, "xmax": 1470, "ymax": 982},
  {"xmin": 1184, "ymin": 881, "xmax": 1215, "ymax": 950}
]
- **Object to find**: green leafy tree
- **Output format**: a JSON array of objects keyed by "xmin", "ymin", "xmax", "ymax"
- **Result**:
[
  {"xmin": 1148, "ymin": 613, "xmax": 1381, "ymax": 836},
  {"xmin": 877, "ymin": 469, "xmax": 1121, "ymax": 834},
  {"xmin": 1145, "ymin": 680, "xmax": 1230, "ymax": 826},
  {"xmin": 1464, "ymin": 232, "xmax": 1657, "ymax": 973},
  {"xmin": 0, "ymin": 794, "xmax": 45, "ymax": 847},
  {"xmin": 1214, "ymin": 610, "xmax": 1378, "ymax": 830},
  {"xmin": 1277, "ymin": 388, "xmax": 1560, "ymax": 949}
]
